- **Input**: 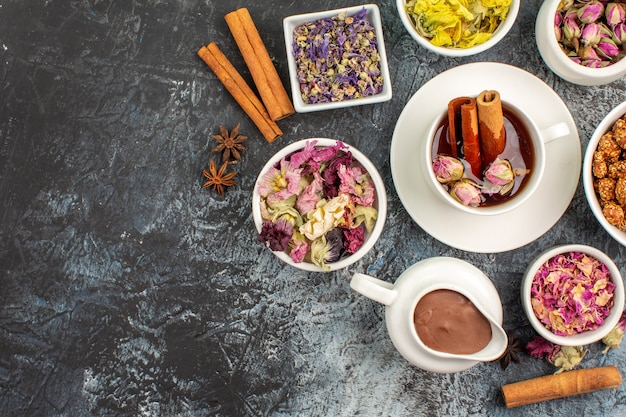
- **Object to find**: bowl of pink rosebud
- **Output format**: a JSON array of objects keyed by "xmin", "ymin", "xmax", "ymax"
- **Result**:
[
  {"xmin": 521, "ymin": 244, "xmax": 625, "ymax": 346},
  {"xmin": 536, "ymin": 0, "xmax": 626, "ymax": 86},
  {"xmin": 252, "ymin": 138, "xmax": 387, "ymax": 272}
]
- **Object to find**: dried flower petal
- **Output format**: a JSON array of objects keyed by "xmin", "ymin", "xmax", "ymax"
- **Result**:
[
  {"xmin": 257, "ymin": 159, "xmax": 302, "ymax": 200},
  {"xmin": 602, "ymin": 309, "xmax": 626, "ymax": 353},
  {"xmin": 526, "ymin": 336, "xmax": 561, "ymax": 363},
  {"xmin": 338, "ymin": 165, "xmax": 376, "ymax": 207},
  {"xmin": 530, "ymin": 251, "xmax": 616, "ymax": 336},
  {"xmin": 259, "ymin": 219, "xmax": 294, "ymax": 252},
  {"xmin": 288, "ymin": 231, "xmax": 310, "ymax": 263},
  {"xmin": 309, "ymin": 231, "xmax": 344, "ymax": 271},
  {"xmin": 344, "ymin": 224, "xmax": 365, "ymax": 254},
  {"xmin": 552, "ymin": 346, "xmax": 588, "ymax": 374}
]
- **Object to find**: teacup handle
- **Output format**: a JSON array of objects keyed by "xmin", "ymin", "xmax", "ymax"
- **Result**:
[
  {"xmin": 541, "ymin": 121, "xmax": 570, "ymax": 144},
  {"xmin": 350, "ymin": 273, "xmax": 397, "ymax": 306}
]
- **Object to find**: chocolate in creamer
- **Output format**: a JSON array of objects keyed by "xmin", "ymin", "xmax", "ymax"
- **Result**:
[{"xmin": 413, "ymin": 289, "xmax": 492, "ymax": 354}]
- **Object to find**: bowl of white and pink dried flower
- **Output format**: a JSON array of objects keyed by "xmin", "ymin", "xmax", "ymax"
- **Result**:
[{"xmin": 252, "ymin": 138, "xmax": 387, "ymax": 272}]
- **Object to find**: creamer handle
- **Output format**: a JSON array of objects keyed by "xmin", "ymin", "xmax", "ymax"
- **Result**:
[{"xmin": 350, "ymin": 273, "xmax": 397, "ymax": 306}]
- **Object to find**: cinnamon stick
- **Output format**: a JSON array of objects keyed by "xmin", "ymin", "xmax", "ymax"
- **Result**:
[
  {"xmin": 501, "ymin": 366, "xmax": 622, "ymax": 408},
  {"xmin": 225, "ymin": 8, "xmax": 295, "ymax": 121},
  {"xmin": 197, "ymin": 42, "xmax": 282, "ymax": 143},
  {"xmin": 477, "ymin": 90, "xmax": 506, "ymax": 166},
  {"xmin": 448, "ymin": 97, "xmax": 481, "ymax": 177}
]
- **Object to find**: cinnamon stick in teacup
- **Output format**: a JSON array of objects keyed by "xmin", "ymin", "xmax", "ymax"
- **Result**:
[
  {"xmin": 501, "ymin": 366, "xmax": 622, "ymax": 408},
  {"xmin": 477, "ymin": 90, "xmax": 506, "ymax": 166},
  {"xmin": 448, "ymin": 97, "xmax": 481, "ymax": 177}
]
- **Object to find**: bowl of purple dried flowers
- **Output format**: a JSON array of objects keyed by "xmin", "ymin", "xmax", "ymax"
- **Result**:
[
  {"xmin": 252, "ymin": 138, "xmax": 387, "ymax": 272},
  {"xmin": 521, "ymin": 244, "xmax": 625, "ymax": 346},
  {"xmin": 283, "ymin": 4, "xmax": 392, "ymax": 113},
  {"xmin": 536, "ymin": 0, "xmax": 626, "ymax": 85}
]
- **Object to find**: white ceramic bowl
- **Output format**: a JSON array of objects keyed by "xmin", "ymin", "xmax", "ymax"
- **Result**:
[
  {"xmin": 521, "ymin": 244, "xmax": 625, "ymax": 346},
  {"xmin": 252, "ymin": 138, "xmax": 387, "ymax": 272},
  {"xmin": 583, "ymin": 101, "xmax": 626, "ymax": 245},
  {"xmin": 396, "ymin": 0, "xmax": 520, "ymax": 57},
  {"xmin": 536, "ymin": 0, "xmax": 626, "ymax": 86},
  {"xmin": 283, "ymin": 4, "xmax": 392, "ymax": 113}
]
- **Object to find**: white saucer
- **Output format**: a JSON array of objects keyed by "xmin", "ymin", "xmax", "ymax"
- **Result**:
[
  {"xmin": 386, "ymin": 258, "xmax": 503, "ymax": 373},
  {"xmin": 390, "ymin": 62, "xmax": 581, "ymax": 253}
]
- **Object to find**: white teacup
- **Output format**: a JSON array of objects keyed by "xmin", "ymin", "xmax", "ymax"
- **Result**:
[
  {"xmin": 350, "ymin": 257, "xmax": 507, "ymax": 373},
  {"xmin": 424, "ymin": 101, "xmax": 570, "ymax": 216}
]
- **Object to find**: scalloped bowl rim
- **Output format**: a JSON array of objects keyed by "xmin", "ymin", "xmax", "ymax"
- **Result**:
[
  {"xmin": 252, "ymin": 138, "xmax": 387, "ymax": 272},
  {"xmin": 521, "ymin": 244, "xmax": 625, "ymax": 346}
]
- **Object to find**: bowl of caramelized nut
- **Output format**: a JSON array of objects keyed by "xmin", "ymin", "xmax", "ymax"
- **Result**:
[{"xmin": 583, "ymin": 101, "xmax": 626, "ymax": 245}]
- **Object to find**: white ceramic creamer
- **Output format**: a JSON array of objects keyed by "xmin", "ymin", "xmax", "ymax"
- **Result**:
[{"xmin": 351, "ymin": 257, "xmax": 508, "ymax": 373}]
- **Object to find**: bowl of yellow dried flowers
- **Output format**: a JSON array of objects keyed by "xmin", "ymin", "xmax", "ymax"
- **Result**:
[
  {"xmin": 397, "ymin": 0, "xmax": 520, "ymax": 57},
  {"xmin": 252, "ymin": 138, "xmax": 387, "ymax": 272}
]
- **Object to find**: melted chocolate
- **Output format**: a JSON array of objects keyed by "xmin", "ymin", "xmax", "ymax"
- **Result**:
[{"xmin": 413, "ymin": 289, "xmax": 492, "ymax": 354}]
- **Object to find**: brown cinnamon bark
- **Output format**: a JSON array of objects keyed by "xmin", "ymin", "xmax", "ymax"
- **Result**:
[
  {"xmin": 225, "ymin": 8, "xmax": 295, "ymax": 121},
  {"xmin": 448, "ymin": 97, "xmax": 481, "ymax": 176},
  {"xmin": 197, "ymin": 43, "xmax": 282, "ymax": 142},
  {"xmin": 501, "ymin": 366, "xmax": 622, "ymax": 408},
  {"xmin": 477, "ymin": 90, "xmax": 506, "ymax": 166}
]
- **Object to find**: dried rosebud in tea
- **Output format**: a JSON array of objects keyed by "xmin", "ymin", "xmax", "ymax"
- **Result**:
[
  {"xmin": 432, "ymin": 155, "xmax": 465, "ymax": 183},
  {"xmin": 449, "ymin": 179, "xmax": 483, "ymax": 207},
  {"xmin": 483, "ymin": 158, "xmax": 515, "ymax": 195}
]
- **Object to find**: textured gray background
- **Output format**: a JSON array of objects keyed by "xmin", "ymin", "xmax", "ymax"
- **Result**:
[{"xmin": 1, "ymin": 0, "xmax": 626, "ymax": 416}]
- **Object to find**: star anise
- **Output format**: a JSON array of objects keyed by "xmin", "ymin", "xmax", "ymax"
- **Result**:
[
  {"xmin": 497, "ymin": 333, "xmax": 522, "ymax": 370},
  {"xmin": 211, "ymin": 123, "xmax": 247, "ymax": 163},
  {"xmin": 202, "ymin": 160, "xmax": 237, "ymax": 196}
]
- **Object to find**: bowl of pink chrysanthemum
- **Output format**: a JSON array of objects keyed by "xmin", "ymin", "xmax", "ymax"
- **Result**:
[{"xmin": 252, "ymin": 138, "xmax": 387, "ymax": 272}]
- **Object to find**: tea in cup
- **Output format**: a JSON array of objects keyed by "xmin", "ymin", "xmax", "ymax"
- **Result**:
[
  {"xmin": 350, "ymin": 257, "xmax": 507, "ymax": 373},
  {"xmin": 424, "ymin": 90, "xmax": 570, "ymax": 216}
]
